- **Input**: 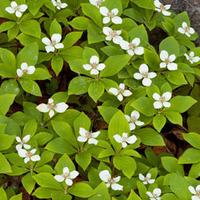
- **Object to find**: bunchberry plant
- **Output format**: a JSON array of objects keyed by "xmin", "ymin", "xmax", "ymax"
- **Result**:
[{"xmin": 0, "ymin": 0, "xmax": 200, "ymax": 199}]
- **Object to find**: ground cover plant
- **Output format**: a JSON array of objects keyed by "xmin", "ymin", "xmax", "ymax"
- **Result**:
[{"xmin": 0, "ymin": 0, "xmax": 200, "ymax": 199}]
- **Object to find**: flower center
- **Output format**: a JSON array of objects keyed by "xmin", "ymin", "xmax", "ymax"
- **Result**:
[
  {"xmin": 141, "ymin": 72, "xmax": 148, "ymax": 78},
  {"xmin": 129, "ymin": 43, "xmax": 136, "ymax": 50},
  {"xmin": 48, "ymin": 102, "xmax": 55, "ymax": 110},
  {"xmin": 63, "ymin": 173, "xmax": 69, "ymax": 179},
  {"xmin": 184, "ymin": 26, "xmax": 190, "ymax": 33},
  {"xmin": 159, "ymin": 97, "xmax": 166, "ymax": 103},
  {"xmin": 108, "ymin": 11, "xmax": 114, "ymax": 18},
  {"xmin": 26, "ymin": 151, "xmax": 33, "ymax": 158},
  {"xmin": 91, "ymin": 63, "xmax": 98, "ymax": 69},
  {"xmin": 160, "ymin": 4, "xmax": 165, "ymax": 11},
  {"xmin": 110, "ymin": 31, "xmax": 118, "ymax": 38}
]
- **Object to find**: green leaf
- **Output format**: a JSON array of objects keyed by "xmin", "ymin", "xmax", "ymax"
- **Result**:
[
  {"xmin": 108, "ymin": 111, "xmax": 130, "ymax": 151},
  {"xmin": 9, "ymin": 193, "xmax": 22, "ymax": 200},
  {"xmin": 101, "ymin": 55, "xmax": 131, "ymax": 77},
  {"xmin": 55, "ymin": 154, "xmax": 75, "ymax": 172},
  {"xmin": 161, "ymin": 156, "xmax": 184, "ymax": 175},
  {"xmin": 81, "ymin": 3, "xmax": 102, "ymax": 27},
  {"xmin": 33, "ymin": 173, "xmax": 63, "ymax": 190},
  {"xmin": 69, "ymin": 182, "xmax": 94, "ymax": 198},
  {"xmin": 88, "ymin": 183, "xmax": 110, "ymax": 200},
  {"xmin": 153, "ymin": 114, "xmax": 166, "ymax": 132},
  {"xmin": 178, "ymin": 148, "xmax": 200, "ymax": 164},
  {"xmin": 75, "ymin": 151, "xmax": 91, "ymax": 170},
  {"xmin": 98, "ymin": 106, "xmax": 118, "ymax": 124},
  {"xmin": 170, "ymin": 96, "xmax": 197, "ymax": 113},
  {"xmin": 45, "ymin": 138, "xmax": 76, "ymax": 155},
  {"xmin": 183, "ymin": 132, "xmax": 200, "ymax": 149},
  {"xmin": 132, "ymin": 0, "xmax": 154, "ymax": 9},
  {"xmin": 51, "ymin": 120, "xmax": 78, "ymax": 148},
  {"xmin": 87, "ymin": 23, "xmax": 104, "ymax": 44},
  {"xmin": 69, "ymin": 17, "xmax": 90, "ymax": 30},
  {"xmin": 131, "ymin": 97, "xmax": 155, "ymax": 117},
  {"xmin": 0, "ymin": 153, "xmax": 12, "ymax": 174},
  {"xmin": 50, "ymin": 19, "xmax": 62, "ymax": 35},
  {"xmin": 19, "ymin": 20, "xmax": 41, "ymax": 38},
  {"xmin": 127, "ymin": 190, "xmax": 142, "ymax": 200},
  {"xmin": 23, "ymin": 119, "xmax": 37, "ymax": 137},
  {"xmin": 159, "ymin": 36, "xmax": 180, "ymax": 56},
  {"xmin": 19, "ymin": 79, "xmax": 42, "ymax": 96},
  {"xmin": 0, "ymin": 48, "xmax": 16, "ymax": 77},
  {"xmin": 51, "ymin": 55, "xmax": 63, "ymax": 76},
  {"xmin": 113, "ymin": 155, "xmax": 136, "ymax": 178},
  {"xmin": 22, "ymin": 173, "xmax": 35, "ymax": 194},
  {"xmin": 17, "ymin": 43, "xmax": 39, "ymax": 66},
  {"xmin": 68, "ymin": 76, "xmax": 92, "ymax": 95},
  {"xmin": 165, "ymin": 71, "xmax": 187, "ymax": 86},
  {"xmin": 63, "ymin": 32, "xmax": 82, "ymax": 48},
  {"xmin": 0, "ymin": 94, "xmax": 16, "ymax": 115},
  {"xmin": 164, "ymin": 111, "xmax": 183, "ymax": 126},
  {"xmin": 0, "ymin": 187, "xmax": 7, "ymax": 200},
  {"xmin": 88, "ymin": 81, "xmax": 104, "ymax": 102},
  {"xmin": 135, "ymin": 128, "xmax": 165, "ymax": 146},
  {"xmin": 0, "ymin": 134, "xmax": 15, "ymax": 151}
]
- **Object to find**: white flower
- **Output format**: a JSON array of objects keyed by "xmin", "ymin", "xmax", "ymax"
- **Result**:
[
  {"xmin": 133, "ymin": 64, "xmax": 157, "ymax": 87},
  {"xmin": 54, "ymin": 167, "xmax": 79, "ymax": 186},
  {"xmin": 16, "ymin": 135, "xmax": 31, "ymax": 151},
  {"xmin": 42, "ymin": 33, "xmax": 64, "ymax": 53},
  {"xmin": 184, "ymin": 52, "xmax": 200, "ymax": 64},
  {"xmin": 100, "ymin": 7, "xmax": 122, "ymax": 24},
  {"xmin": 153, "ymin": 92, "xmax": 172, "ymax": 109},
  {"xmin": 178, "ymin": 22, "xmax": 195, "ymax": 37},
  {"xmin": 154, "ymin": 0, "xmax": 171, "ymax": 16},
  {"xmin": 36, "ymin": 98, "xmax": 68, "ymax": 118},
  {"xmin": 77, "ymin": 128, "xmax": 100, "ymax": 145},
  {"xmin": 159, "ymin": 50, "xmax": 177, "ymax": 71},
  {"xmin": 51, "ymin": 0, "xmax": 68, "ymax": 10},
  {"xmin": 146, "ymin": 188, "xmax": 162, "ymax": 200},
  {"xmin": 103, "ymin": 27, "xmax": 122, "ymax": 44},
  {"xmin": 83, "ymin": 55, "xmax": 105, "ymax": 75},
  {"xmin": 120, "ymin": 38, "xmax": 144, "ymax": 56},
  {"xmin": 99, "ymin": 170, "xmax": 123, "ymax": 191},
  {"xmin": 113, "ymin": 133, "xmax": 137, "ymax": 148},
  {"xmin": 89, "ymin": 0, "xmax": 104, "ymax": 8},
  {"xmin": 18, "ymin": 148, "xmax": 40, "ymax": 163},
  {"xmin": 188, "ymin": 185, "xmax": 200, "ymax": 200},
  {"xmin": 5, "ymin": 1, "xmax": 28, "ymax": 18},
  {"xmin": 139, "ymin": 173, "xmax": 155, "ymax": 185},
  {"xmin": 109, "ymin": 83, "xmax": 132, "ymax": 102},
  {"xmin": 16, "ymin": 62, "xmax": 35, "ymax": 77},
  {"xmin": 125, "ymin": 111, "xmax": 144, "ymax": 131}
]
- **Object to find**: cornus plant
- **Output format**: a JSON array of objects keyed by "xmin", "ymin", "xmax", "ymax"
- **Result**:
[{"xmin": 0, "ymin": 0, "xmax": 200, "ymax": 199}]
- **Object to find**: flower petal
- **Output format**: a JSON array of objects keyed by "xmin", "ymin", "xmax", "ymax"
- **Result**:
[
  {"xmin": 133, "ymin": 72, "xmax": 143, "ymax": 80},
  {"xmin": 88, "ymin": 138, "xmax": 98, "ymax": 145},
  {"xmin": 90, "ymin": 55, "xmax": 99, "ymax": 64},
  {"xmin": 31, "ymin": 155, "xmax": 40, "ymax": 162},
  {"xmin": 109, "ymin": 88, "xmax": 118, "ymax": 96},
  {"xmin": 36, "ymin": 104, "xmax": 49, "ymax": 113},
  {"xmin": 167, "ymin": 63, "xmax": 178, "ymax": 71},
  {"xmin": 69, "ymin": 170, "xmax": 79, "ymax": 179},
  {"xmin": 54, "ymin": 103, "xmax": 69, "ymax": 113},
  {"xmin": 99, "ymin": 170, "xmax": 111, "ymax": 182},
  {"xmin": 160, "ymin": 50, "xmax": 168, "ymax": 61},
  {"xmin": 54, "ymin": 175, "xmax": 64, "ymax": 182},
  {"xmin": 126, "ymin": 135, "xmax": 137, "ymax": 144},
  {"xmin": 142, "ymin": 78, "xmax": 152, "ymax": 86},
  {"xmin": 65, "ymin": 178, "xmax": 73, "ymax": 186},
  {"xmin": 139, "ymin": 64, "xmax": 149, "ymax": 73},
  {"xmin": 162, "ymin": 92, "xmax": 172, "ymax": 101},
  {"xmin": 153, "ymin": 101, "xmax": 163, "ymax": 109},
  {"xmin": 99, "ymin": 6, "xmax": 109, "ymax": 16},
  {"xmin": 153, "ymin": 93, "xmax": 161, "ymax": 100},
  {"xmin": 111, "ymin": 183, "xmax": 123, "ymax": 191},
  {"xmin": 112, "ymin": 16, "xmax": 122, "ymax": 24},
  {"xmin": 27, "ymin": 66, "xmax": 35, "ymax": 75},
  {"xmin": 51, "ymin": 33, "xmax": 62, "ymax": 43},
  {"xmin": 42, "ymin": 37, "xmax": 51, "ymax": 45},
  {"xmin": 113, "ymin": 134, "xmax": 122, "ymax": 143}
]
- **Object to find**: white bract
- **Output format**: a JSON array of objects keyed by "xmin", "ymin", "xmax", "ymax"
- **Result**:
[
  {"xmin": 109, "ymin": 83, "xmax": 132, "ymax": 102},
  {"xmin": 42, "ymin": 33, "xmax": 64, "ymax": 53},
  {"xmin": 178, "ymin": 22, "xmax": 195, "ymax": 37},
  {"xmin": 120, "ymin": 38, "xmax": 144, "ymax": 56},
  {"xmin": 188, "ymin": 185, "xmax": 200, "ymax": 200},
  {"xmin": 133, "ymin": 64, "xmax": 157, "ymax": 87},
  {"xmin": 51, "ymin": 0, "xmax": 68, "ymax": 10},
  {"xmin": 184, "ymin": 52, "xmax": 200, "ymax": 64},
  {"xmin": 139, "ymin": 173, "xmax": 155, "ymax": 185},
  {"xmin": 160, "ymin": 50, "xmax": 177, "ymax": 71},
  {"xmin": 125, "ymin": 111, "xmax": 144, "ymax": 131},
  {"xmin": 113, "ymin": 133, "xmax": 137, "ymax": 148},
  {"xmin": 5, "ymin": 1, "xmax": 28, "ymax": 18},
  {"xmin": 146, "ymin": 188, "xmax": 162, "ymax": 200},
  {"xmin": 100, "ymin": 7, "xmax": 122, "ymax": 24},
  {"xmin": 16, "ymin": 135, "xmax": 31, "ymax": 151},
  {"xmin": 103, "ymin": 27, "xmax": 122, "ymax": 44},
  {"xmin": 54, "ymin": 167, "xmax": 79, "ymax": 186},
  {"xmin": 154, "ymin": 0, "xmax": 171, "ymax": 16},
  {"xmin": 99, "ymin": 170, "xmax": 123, "ymax": 191},
  {"xmin": 16, "ymin": 62, "xmax": 35, "ymax": 77},
  {"xmin": 36, "ymin": 98, "xmax": 68, "ymax": 118},
  {"xmin": 89, "ymin": 0, "xmax": 104, "ymax": 8},
  {"xmin": 77, "ymin": 127, "xmax": 100, "ymax": 145},
  {"xmin": 83, "ymin": 55, "xmax": 105, "ymax": 75},
  {"xmin": 18, "ymin": 148, "xmax": 40, "ymax": 163},
  {"xmin": 153, "ymin": 92, "xmax": 172, "ymax": 109}
]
